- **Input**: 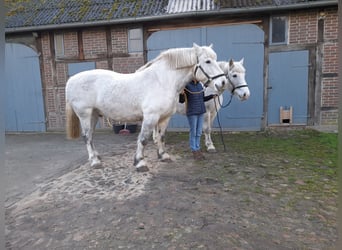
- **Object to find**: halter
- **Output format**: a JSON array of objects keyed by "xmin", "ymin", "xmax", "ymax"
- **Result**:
[
  {"xmin": 226, "ymin": 72, "xmax": 249, "ymax": 94},
  {"xmin": 194, "ymin": 64, "xmax": 226, "ymax": 87},
  {"xmin": 216, "ymin": 69, "xmax": 249, "ymax": 109}
]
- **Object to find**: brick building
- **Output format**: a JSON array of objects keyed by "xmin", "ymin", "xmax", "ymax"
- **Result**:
[{"xmin": 5, "ymin": 0, "xmax": 338, "ymax": 131}]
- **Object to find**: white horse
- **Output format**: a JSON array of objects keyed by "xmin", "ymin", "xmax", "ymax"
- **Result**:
[
  {"xmin": 153, "ymin": 58, "xmax": 249, "ymax": 152},
  {"xmin": 65, "ymin": 43, "xmax": 227, "ymax": 172},
  {"xmin": 202, "ymin": 58, "xmax": 249, "ymax": 152}
]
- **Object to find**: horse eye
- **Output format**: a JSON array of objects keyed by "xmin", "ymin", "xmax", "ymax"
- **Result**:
[
  {"xmin": 232, "ymin": 74, "xmax": 237, "ymax": 78},
  {"xmin": 205, "ymin": 60, "xmax": 211, "ymax": 64}
]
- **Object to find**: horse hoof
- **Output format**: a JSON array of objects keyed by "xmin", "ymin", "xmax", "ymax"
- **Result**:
[
  {"xmin": 90, "ymin": 158, "xmax": 102, "ymax": 168},
  {"xmin": 135, "ymin": 158, "xmax": 149, "ymax": 172},
  {"xmin": 136, "ymin": 166, "xmax": 149, "ymax": 172},
  {"xmin": 158, "ymin": 152, "xmax": 171, "ymax": 162},
  {"xmin": 207, "ymin": 148, "xmax": 217, "ymax": 153},
  {"xmin": 91, "ymin": 162, "xmax": 102, "ymax": 168},
  {"xmin": 161, "ymin": 158, "xmax": 172, "ymax": 163}
]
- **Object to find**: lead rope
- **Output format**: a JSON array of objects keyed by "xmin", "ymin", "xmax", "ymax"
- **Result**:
[
  {"xmin": 214, "ymin": 97, "xmax": 226, "ymax": 152},
  {"xmin": 218, "ymin": 93, "xmax": 234, "ymax": 109},
  {"xmin": 213, "ymin": 94, "xmax": 234, "ymax": 152}
]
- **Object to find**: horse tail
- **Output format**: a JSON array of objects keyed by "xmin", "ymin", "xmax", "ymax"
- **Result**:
[{"xmin": 66, "ymin": 102, "xmax": 81, "ymax": 139}]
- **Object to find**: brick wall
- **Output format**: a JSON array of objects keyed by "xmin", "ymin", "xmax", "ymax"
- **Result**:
[
  {"xmin": 39, "ymin": 7, "xmax": 338, "ymax": 130},
  {"xmin": 83, "ymin": 29, "xmax": 107, "ymax": 59},
  {"xmin": 40, "ymin": 27, "xmax": 144, "ymax": 130},
  {"xmin": 289, "ymin": 8, "xmax": 338, "ymax": 126},
  {"xmin": 321, "ymin": 8, "xmax": 338, "ymax": 125},
  {"xmin": 64, "ymin": 32, "xmax": 78, "ymax": 57},
  {"xmin": 111, "ymin": 27, "xmax": 127, "ymax": 54},
  {"xmin": 41, "ymin": 32, "xmax": 59, "ymax": 129},
  {"xmin": 289, "ymin": 10, "xmax": 317, "ymax": 44}
]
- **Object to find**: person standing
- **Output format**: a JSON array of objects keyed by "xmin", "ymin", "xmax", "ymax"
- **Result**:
[{"xmin": 179, "ymin": 80, "xmax": 217, "ymax": 160}]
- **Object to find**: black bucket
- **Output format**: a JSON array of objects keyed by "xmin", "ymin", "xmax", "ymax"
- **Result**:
[{"xmin": 126, "ymin": 124, "xmax": 137, "ymax": 133}]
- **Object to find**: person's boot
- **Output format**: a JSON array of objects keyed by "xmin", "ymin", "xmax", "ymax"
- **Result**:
[
  {"xmin": 197, "ymin": 150, "xmax": 205, "ymax": 160},
  {"xmin": 193, "ymin": 150, "xmax": 205, "ymax": 160},
  {"xmin": 192, "ymin": 151, "xmax": 199, "ymax": 160}
]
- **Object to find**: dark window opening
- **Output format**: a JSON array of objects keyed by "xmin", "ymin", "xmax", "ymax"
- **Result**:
[{"xmin": 270, "ymin": 16, "xmax": 287, "ymax": 45}]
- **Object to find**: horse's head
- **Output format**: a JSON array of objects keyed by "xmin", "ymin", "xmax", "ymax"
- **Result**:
[
  {"xmin": 220, "ymin": 58, "xmax": 250, "ymax": 101},
  {"xmin": 192, "ymin": 43, "xmax": 227, "ymax": 92}
]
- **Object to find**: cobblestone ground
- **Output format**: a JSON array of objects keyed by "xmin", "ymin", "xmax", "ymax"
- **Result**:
[{"xmin": 5, "ymin": 132, "xmax": 337, "ymax": 249}]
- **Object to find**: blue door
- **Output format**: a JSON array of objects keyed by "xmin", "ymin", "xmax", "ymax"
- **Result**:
[
  {"xmin": 5, "ymin": 43, "xmax": 46, "ymax": 132},
  {"xmin": 268, "ymin": 51, "xmax": 309, "ymax": 125},
  {"xmin": 206, "ymin": 24, "xmax": 264, "ymax": 130},
  {"xmin": 147, "ymin": 28, "xmax": 204, "ymax": 129},
  {"xmin": 147, "ymin": 24, "xmax": 264, "ymax": 130}
]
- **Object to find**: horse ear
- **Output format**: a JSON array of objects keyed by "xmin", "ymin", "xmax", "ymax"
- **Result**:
[
  {"xmin": 239, "ymin": 58, "xmax": 244, "ymax": 64},
  {"xmin": 229, "ymin": 59, "xmax": 234, "ymax": 67},
  {"xmin": 193, "ymin": 43, "xmax": 200, "ymax": 54},
  {"xmin": 209, "ymin": 43, "xmax": 213, "ymax": 48},
  {"xmin": 193, "ymin": 43, "xmax": 200, "ymax": 49}
]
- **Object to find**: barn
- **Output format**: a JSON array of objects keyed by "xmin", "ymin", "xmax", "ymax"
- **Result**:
[{"xmin": 5, "ymin": 0, "xmax": 338, "ymax": 132}]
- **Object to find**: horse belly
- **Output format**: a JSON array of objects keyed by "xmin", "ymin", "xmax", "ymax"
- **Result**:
[{"xmin": 99, "ymin": 104, "xmax": 143, "ymax": 123}]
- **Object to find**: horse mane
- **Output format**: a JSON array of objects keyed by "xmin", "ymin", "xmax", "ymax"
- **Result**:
[
  {"xmin": 162, "ymin": 47, "xmax": 198, "ymax": 69},
  {"xmin": 218, "ymin": 61, "xmax": 229, "ymax": 74},
  {"xmin": 136, "ymin": 47, "xmax": 199, "ymax": 72},
  {"xmin": 136, "ymin": 60, "xmax": 155, "ymax": 72},
  {"xmin": 219, "ymin": 60, "xmax": 245, "ymax": 74}
]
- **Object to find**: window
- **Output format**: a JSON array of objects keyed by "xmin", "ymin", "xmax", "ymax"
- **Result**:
[
  {"xmin": 270, "ymin": 16, "xmax": 288, "ymax": 45},
  {"xmin": 128, "ymin": 28, "xmax": 143, "ymax": 53},
  {"xmin": 68, "ymin": 62, "xmax": 95, "ymax": 77},
  {"xmin": 54, "ymin": 33, "xmax": 64, "ymax": 57}
]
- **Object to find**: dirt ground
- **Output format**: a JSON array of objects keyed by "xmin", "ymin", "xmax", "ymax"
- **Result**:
[{"xmin": 5, "ymin": 130, "xmax": 337, "ymax": 249}]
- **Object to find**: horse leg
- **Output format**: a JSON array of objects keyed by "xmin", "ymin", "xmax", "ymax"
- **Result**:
[
  {"xmin": 79, "ymin": 109, "xmax": 101, "ymax": 167},
  {"xmin": 203, "ymin": 111, "xmax": 216, "ymax": 153},
  {"xmin": 90, "ymin": 110, "xmax": 100, "ymax": 158},
  {"xmin": 156, "ymin": 117, "xmax": 171, "ymax": 162},
  {"xmin": 152, "ymin": 124, "xmax": 159, "ymax": 144},
  {"xmin": 134, "ymin": 115, "xmax": 158, "ymax": 172}
]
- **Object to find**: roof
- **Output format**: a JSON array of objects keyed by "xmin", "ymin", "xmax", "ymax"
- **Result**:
[
  {"xmin": 6, "ymin": 0, "xmax": 168, "ymax": 29},
  {"xmin": 5, "ymin": 0, "xmax": 337, "ymax": 33}
]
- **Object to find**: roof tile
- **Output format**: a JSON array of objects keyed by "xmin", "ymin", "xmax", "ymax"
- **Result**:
[{"xmin": 5, "ymin": 0, "xmax": 336, "ymax": 30}]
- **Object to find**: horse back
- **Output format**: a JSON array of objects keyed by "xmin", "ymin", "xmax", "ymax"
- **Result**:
[{"xmin": 65, "ymin": 69, "xmax": 169, "ymax": 122}]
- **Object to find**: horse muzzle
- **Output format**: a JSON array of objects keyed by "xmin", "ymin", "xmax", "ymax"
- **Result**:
[
  {"xmin": 238, "ymin": 89, "xmax": 250, "ymax": 101},
  {"xmin": 214, "ymin": 78, "xmax": 228, "ymax": 92}
]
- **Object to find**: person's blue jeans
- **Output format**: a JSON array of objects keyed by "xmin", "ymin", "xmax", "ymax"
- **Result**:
[{"xmin": 187, "ymin": 114, "xmax": 204, "ymax": 151}]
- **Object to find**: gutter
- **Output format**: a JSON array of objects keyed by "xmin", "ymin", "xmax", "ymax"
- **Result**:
[{"xmin": 5, "ymin": 0, "xmax": 337, "ymax": 34}]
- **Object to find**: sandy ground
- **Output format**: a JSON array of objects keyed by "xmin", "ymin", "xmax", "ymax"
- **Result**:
[{"xmin": 5, "ymin": 131, "xmax": 337, "ymax": 249}]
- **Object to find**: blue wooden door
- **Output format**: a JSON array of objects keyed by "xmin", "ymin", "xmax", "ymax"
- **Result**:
[
  {"xmin": 147, "ymin": 27, "xmax": 204, "ymax": 129},
  {"xmin": 206, "ymin": 24, "xmax": 264, "ymax": 130},
  {"xmin": 268, "ymin": 51, "xmax": 309, "ymax": 125},
  {"xmin": 5, "ymin": 43, "xmax": 46, "ymax": 132},
  {"xmin": 147, "ymin": 24, "xmax": 264, "ymax": 130}
]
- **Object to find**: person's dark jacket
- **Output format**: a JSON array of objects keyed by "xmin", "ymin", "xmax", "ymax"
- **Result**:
[{"xmin": 180, "ymin": 81, "xmax": 216, "ymax": 116}]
